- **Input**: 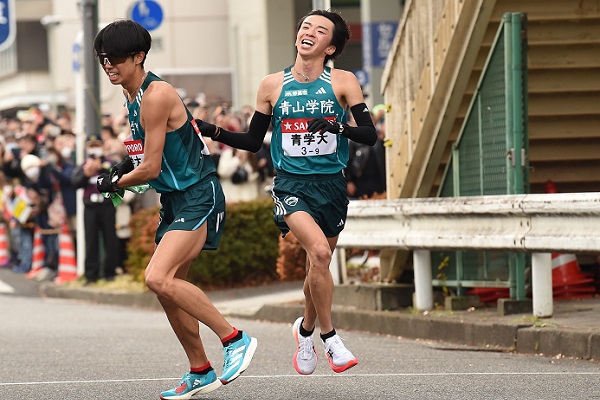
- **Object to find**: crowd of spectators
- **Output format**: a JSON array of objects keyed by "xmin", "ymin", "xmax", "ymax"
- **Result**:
[
  {"xmin": 0, "ymin": 97, "xmax": 385, "ymax": 284},
  {"xmin": 0, "ymin": 104, "xmax": 137, "ymax": 283}
]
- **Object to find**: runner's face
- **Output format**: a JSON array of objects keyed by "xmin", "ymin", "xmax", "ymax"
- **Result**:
[
  {"xmin": 296, "ymin": 15, "xmax": 335, "ymax": 58},
  {"xmin": 98, "ymin": 50, "xmax": 139, "ymax": 86}
]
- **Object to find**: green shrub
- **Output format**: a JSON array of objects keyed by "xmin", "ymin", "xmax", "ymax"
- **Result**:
[{"xmin": 126, "ymin": 198, "xmax": 281, "ymax": 288}]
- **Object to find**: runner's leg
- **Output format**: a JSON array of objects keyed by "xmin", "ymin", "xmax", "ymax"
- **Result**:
[
  {"xmin": 284, "ymin": 211, "xmax": 337, "ymax": 333},
  {"xmin": 146, "ymin": 224, "xmax": 234, "ymax": 342}
]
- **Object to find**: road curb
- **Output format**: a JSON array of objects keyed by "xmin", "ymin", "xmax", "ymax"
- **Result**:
[
  {"xmin": 39, "ymin": 283, "xmax": 163, "ymax": 311},
  {"xmin": 249, "ymin": 303, "xmax": 598, "ymax": 360},
  {"xmin": 251, "ymin": 303, "xmax": 521, "ymax": 349},
  {"xmin": 38, "ymin": 284, "xmax": 599, "ymax": 361}
]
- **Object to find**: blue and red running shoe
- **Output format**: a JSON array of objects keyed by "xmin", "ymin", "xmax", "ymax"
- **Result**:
[
  {"xmin": 159, "ymin": 370, "xmax": 222, "ymax": 399},
  {"xmin": 219, "ymin": 331, "xmax": 258, "ymax": 384}
]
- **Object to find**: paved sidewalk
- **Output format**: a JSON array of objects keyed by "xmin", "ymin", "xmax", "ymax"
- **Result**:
[
  {"xmin": 38, "ymin": 280, "xmax": 600, "ymax": 362},
  {"xmin": 38, "ymin": 280, "xmax": 305, "ymax": 315}
]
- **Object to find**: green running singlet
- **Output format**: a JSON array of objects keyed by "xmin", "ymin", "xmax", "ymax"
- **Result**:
[
  {"xmin": 125, "ymin": 71, "xmax": 216, "ymax": 193},
  {"xmin": 270, "ymin": 66, "xmax": 348, "ymax": 175}
]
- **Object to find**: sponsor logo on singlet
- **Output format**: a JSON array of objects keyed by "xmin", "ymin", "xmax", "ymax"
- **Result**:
[
  {"xmin": 124, "ymin": 139, "xmax": 144, "ymax": 168},
  {"xmin": 284, "ymin": 89, "xmax": 309, "ymax": 97}
]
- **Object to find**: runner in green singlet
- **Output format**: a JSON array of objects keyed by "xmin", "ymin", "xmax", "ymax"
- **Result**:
[
  {"xmin": 93, "ymin": 19, "xmax": 256, "ymax": 400},
  {"xmin": 196, "ymin": 10, "xmax": 377, "ymax": 375}
]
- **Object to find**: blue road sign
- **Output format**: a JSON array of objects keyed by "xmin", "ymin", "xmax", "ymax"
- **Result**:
[
  {"xmin": 129, "ymin": 0, "xmax": 163, "ymax": 32},
  {"xmin": 72, "ymin": 42, "xmax": 81, "ymax": 72},
  {"xmin": 362, "ymin": 21, "xmax": 398, "ymax": 69},
  {"xmin": 0, "ymin": 0, "xmax": 15, "ymax": 52},
  {"xmin": 354, "ymin": 69, "xmax": 369, "ymax": 87}
]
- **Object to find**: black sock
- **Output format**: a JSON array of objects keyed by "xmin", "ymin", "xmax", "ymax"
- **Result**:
[
  {"xmin": 222, "ymin": 329, "xmax": 243, "ymax": 347},
  {"xmin": 299, "ymin": 318, "xmax": 314, "ymax": 337},
  {"xmin": 320, "ymin": 329, "xmax": 336, "ymax": 342}
]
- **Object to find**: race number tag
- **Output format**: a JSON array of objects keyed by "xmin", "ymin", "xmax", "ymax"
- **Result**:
[
  {"xmin": 281, "ymin": 117, "xmax": 337, "ymax": 157},
  {"xmin": 190, "ymin": 119, "xmax": 211, "ymax": 156},
  {"xmin": 123, "ymin": 139, "xmax": 144, "ymax": 168}
]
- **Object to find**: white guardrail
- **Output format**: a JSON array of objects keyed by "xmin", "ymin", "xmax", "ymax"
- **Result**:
[{"xmin": 334, "ymin": 193, "xmax": 600, "ymax": 317}]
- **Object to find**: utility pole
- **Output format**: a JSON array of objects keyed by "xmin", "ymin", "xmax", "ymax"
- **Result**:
[
  {"xmin": 77, "ymin": 0, "xmax": 100, "ymax": 278},
  {"xmin": 80, "ymin": 0, "xmax": 100, "ymax": 140},
  {"xmin": 312, "ymin": 0, "xmax": 331, "ymax": 11}
]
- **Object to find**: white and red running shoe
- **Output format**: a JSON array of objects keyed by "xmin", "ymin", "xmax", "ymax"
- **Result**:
[
  {"xmin": 323, "ymin": 334, "xmax": 358, "ymax": 373},
  {"xmin": 292, "ymin": 317, "xmax": 318, "ymax": 375}
]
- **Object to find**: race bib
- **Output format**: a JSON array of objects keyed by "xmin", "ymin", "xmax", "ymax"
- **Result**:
[
  {"xmin": 281, "ymin": 117, "xmax": 337, "ymax": 157},
  {"xmin": 123, "ymin": 139, "xmax": 144, "ymax": 168}
]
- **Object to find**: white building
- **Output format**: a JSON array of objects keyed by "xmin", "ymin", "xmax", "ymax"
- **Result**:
[{"xmin": 0, "ymin": 0, "xmax": 400, "ymax": 129}]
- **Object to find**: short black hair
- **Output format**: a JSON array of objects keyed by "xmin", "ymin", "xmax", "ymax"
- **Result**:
[
  {"xmin": 93, "ymin": 19, "xmax": 152, "ymax": 68},
  {"xmin": 296, "ymin": 9, "xmax": 351, "ymax": 65}
]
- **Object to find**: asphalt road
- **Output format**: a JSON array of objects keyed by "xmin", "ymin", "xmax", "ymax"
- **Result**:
[{"xmin": 1, "ymin": 275, "xmax": 600, "ymax": 399}]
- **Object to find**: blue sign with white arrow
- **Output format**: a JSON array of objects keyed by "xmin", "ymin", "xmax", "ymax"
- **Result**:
[
  {"xmin": 0, "ymin": 0, "xmax": 16, "ymax": 52},
  {"xmin": 129, "ymin": 0, "xmax": 163, "ymax": 32}
]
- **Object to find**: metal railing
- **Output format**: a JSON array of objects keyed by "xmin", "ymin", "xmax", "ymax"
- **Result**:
[{"xmin": 333, "ymin": 193, "xmax": 600, "ymax": 317}]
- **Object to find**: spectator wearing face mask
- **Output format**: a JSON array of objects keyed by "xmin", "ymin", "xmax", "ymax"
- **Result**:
[
  {"xmin": 53, "ymin": 134, "xmax": 75, "ymax": 163},
  {"xmin": 12, "ymin": 154, "xmax": 59, "ymax": 279},
  {"xmin": 71, "ymin": 136, "xmax": 119, "ymax": 284},
  {"xmin": 2, "ymin": 134, "xmax": 42, "ymax": 274}
]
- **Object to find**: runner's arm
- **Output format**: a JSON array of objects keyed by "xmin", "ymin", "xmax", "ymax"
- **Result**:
[
  {"xmin": 308, "ymin": 69, "xmax": 376, "ymax": 146},
  {"xmin": 117, "ymin": 83, "xmax": 171, "ymax": 188},
  {"xmin": 195, "ymin": 74, "xmax": 277, "ymax": 153},
  {"xmin": 306, "ymin": 103, "xmax": 377, "ymax": 146},
  {"xmin": 195, "ymin": 111, "xmax": 271, "ymax": 153}
]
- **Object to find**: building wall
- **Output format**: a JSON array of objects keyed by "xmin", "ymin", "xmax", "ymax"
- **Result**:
[
  {"xmin": 1, "ymin": 0, "xmax": 371, "ymax": 123},
  {"xmin": 6, "ymin": 0, "xmax": 234, "ymax": 117}
]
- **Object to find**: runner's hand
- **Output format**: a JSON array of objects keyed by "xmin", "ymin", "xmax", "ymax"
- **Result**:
[
  {"xmin": 307, "ymin": 118, "xmax": 344, "ymax": 135},
  {"xmin": 194, "ymin": 119, "xmax": 217, "ymax": 138},
  {"xmin": 111, "ymin": 156, "xmax": 134, "ymax": 180},
  {"xmin": 96, "ymin": 171, "xmax": 120, "ymax": 193}
]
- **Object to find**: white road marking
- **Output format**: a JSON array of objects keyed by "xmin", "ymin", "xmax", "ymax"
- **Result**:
[
  {"xmin": 0, "ymin": 279, "xmax": 14, "ymax": 294},
  {"xmin": 2, "ymin": 372, "xmax": 600, "ymax": 386}
]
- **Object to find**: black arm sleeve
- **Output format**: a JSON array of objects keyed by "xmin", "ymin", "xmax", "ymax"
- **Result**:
[
  {"xmin": 214, "ymin": 111, "xmax": 271, "ymax": 153},
  {"xmin": 341, "ymin": 103, "xmax": 377, "ymax": 146}
]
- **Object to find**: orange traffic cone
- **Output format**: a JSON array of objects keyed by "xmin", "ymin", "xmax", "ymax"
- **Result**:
[
  {"xmin": 0, "ymin": 223, "xmax": 10, "ymax": 267},
  {"xmin": 545, "ymin": 180, "xmax": 558, "ymax": 194},
  {"xmin": 54, "ymin": 224, "xmax": 77, "ymax": 284},
  {"xmin": 468, "ymin": 287, "xmax": 510, "ymax": 304},
  {"xmin": 551, "ymin": 253, "xmax": 595, "ymax": 299},
  {"xmin": 26, "ymin": 227, "xmax": 45, "ymax": 279}
]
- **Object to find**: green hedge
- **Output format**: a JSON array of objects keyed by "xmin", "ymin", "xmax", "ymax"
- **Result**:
[{"xmin": 126, "ymin": 198, "xmax": 281, "ymax": 288}]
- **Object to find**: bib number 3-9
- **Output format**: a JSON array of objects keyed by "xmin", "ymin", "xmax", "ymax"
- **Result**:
[{"xmin": 281, "ymin": 117, "xmax": 337, "ymax": 157}]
